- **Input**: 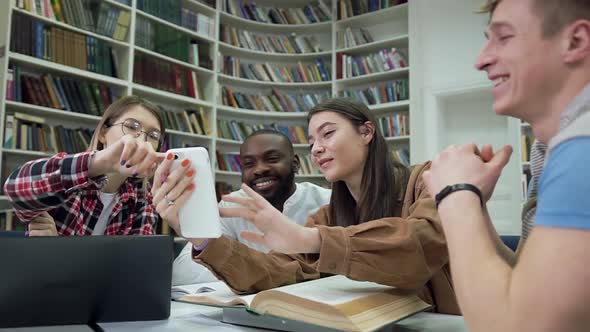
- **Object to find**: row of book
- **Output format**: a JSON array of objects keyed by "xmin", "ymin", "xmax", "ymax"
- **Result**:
[
  {"xmin": 136, "ymin": 16, "xmax": 192, "ymax": 64},
  {"xmin": 159, "ymin": 135, "xmax": 201, "ymax": 152},
  {"xmin": 137, "ymin": 0, "xmax": 183, "ymax": 26},
  {"xmin": 15, "ymin": 0, "xmax": 131, "ymax": 41},
  {"xmin": 220, "ymin": 25, "xmax": 323, "ymax": 54},
  {"xmin": 221, "ymin": 57, "xmax": 331, "ymax": 83},
  {"xmin": 392, "ymin": 147, "xmax": 410, "ymax": 166},
  {"xmin": 157, "ymin": 106, "xmax": 211, "ymax": 136},
  {"xmin": 339, "ymin": 79, "xmax": 409, "ymax": 105},
  {"xmin": 4, "ymin": 112, "xmax": 93, "ymax": 154},
  {"xmin": 221, "ymin": 86, "xmax": 331, "ymax": 113},
  {"xmin": 137, "ymin": 0, "xmax": 215, "ymax": 38},
  {"xmin": 133, "ymin": 54, "xmax": 204, "ymax": 100},
  {"xmin": 11, "ymin": 14, "xmax": 118, "ymax": 77},
  {"xmin": 181, "ymin": 8, "xmax": 215, "ymax": 39},
  {"xmin": 337, "ymin": 27, "xmax": 374, "ymax": 49},
  {"xmin": 298, "ymin": 154, "xmax": 320, "ymax": 175},
  {"xmin": 337, "ymin": 48, "xmax": 407, "ymax": 79},
  {"xmin": 378, "ymin": 113, "xmax": 409, "ymax": 138},
  {"xmin": 222, "ymin": 0, "xmax": 331, "ymax": 24},
  {"xmin": 337, "ymin": 0, "xmax": 407, "ymax": 20},
  {"xmin": 217, "ymin": 120, "xmax": 308, "ymax": 144},
  {"xmin": 6, "ymin": 65, "xmax": 117, "ymax": 117},
  {"xmin": 521, "ymin": 131, "xmax": 534, "ymax": 162},
  {"xmin": 215, "ymin": 152, "xmax": 241, "ymax": 172}
]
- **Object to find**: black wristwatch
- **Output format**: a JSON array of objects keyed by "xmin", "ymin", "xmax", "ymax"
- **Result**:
[{"xmin": 435, "ymin": 183, "xmax": 484, "ymax": 209}]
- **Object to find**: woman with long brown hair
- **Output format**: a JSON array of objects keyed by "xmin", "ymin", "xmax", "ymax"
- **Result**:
[
  {"xmin": 155, "ymin": 97, "xmax": 459, "ymax": 314},
  {"xmin": 4, "ymin": 95, "xmax": 194, "ymax": 236}
]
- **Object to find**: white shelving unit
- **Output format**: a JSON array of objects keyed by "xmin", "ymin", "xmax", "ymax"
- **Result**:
[
  {"xmin": 0, "ymin": 0, "xmax": 413, "ymax": 209},
  {"xmin": 332, "ymin": 1, "xmax": 411, "ymax": 168}
]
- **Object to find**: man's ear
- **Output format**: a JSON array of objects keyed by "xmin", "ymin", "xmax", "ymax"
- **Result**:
[
  {"xmin": 562, "ymin": 20, "xmax": 590, "ymax": 64},
  {"xmin": 359, "ymin": 121, "xmax": 375, "ymax": 145},
  {"xmin": 292, "ymin": 154, "xmax": 301, "ymax": 173}
]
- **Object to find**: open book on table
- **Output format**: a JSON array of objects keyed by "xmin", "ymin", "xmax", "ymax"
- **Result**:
[{"xmin": 176, "ymin": 275, "xmax": 431, "ymax": 332}]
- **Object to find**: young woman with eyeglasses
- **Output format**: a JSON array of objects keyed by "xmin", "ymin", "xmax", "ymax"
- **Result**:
[{"xmin": 4, "ymin": 95, "xmax": 195, "ymax": 236}]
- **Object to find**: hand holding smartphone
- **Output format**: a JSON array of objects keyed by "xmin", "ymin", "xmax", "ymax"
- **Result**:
[{"xmin": 167, "ymin": 147, "xmax": 221, "ymax": 238}]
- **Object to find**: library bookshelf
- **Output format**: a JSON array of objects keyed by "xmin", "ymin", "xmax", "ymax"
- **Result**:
[{"xmin": 0, "ymin": 0, "xmax": 411, "ymax": 231}]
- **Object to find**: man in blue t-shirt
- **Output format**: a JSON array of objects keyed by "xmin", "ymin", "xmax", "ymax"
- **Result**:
[
  {"xmin": 422, "ymin": 0, "xmax": 590, "ymax": 331},
  {"xmin": 535, "ymin": 138, "xmax": 590, "ymax": 230}
]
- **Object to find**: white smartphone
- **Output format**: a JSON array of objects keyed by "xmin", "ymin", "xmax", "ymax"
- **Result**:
[{"xmin": 167, "ymin": 147, "xmax": 221, "ymax": 238}]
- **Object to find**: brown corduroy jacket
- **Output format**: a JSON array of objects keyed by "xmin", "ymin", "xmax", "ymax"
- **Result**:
[{"xmin": 194, "ymin": 162, "xmax": 461, "ymax": 315}]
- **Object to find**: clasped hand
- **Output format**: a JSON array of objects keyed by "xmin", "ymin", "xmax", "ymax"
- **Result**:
[{"xmin": 422, "ymin": 143, "xmax": 513, "ymax": 205}]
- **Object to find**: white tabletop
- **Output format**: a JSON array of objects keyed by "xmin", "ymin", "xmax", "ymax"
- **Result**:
[{"xmin": 0, "ymin": 301, "xmax": 468, "ymax": 332}]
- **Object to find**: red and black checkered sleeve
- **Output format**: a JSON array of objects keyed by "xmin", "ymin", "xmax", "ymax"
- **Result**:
[
  {"xmin": 131, "ymin": 184, "xmax": 159, "ymax": 235},
  {"xmin": 3, "ymin": 151, "xmax": 107, "ymax": 222}
]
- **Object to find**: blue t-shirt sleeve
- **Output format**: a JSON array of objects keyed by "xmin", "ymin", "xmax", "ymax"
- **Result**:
[{"xmin": 535, "ymin": 137, "xmax": 590, "ymax": 230}]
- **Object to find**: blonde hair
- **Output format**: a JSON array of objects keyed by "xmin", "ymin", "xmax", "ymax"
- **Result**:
[
  {"xmin": 88, "ymin": 95, "xmax": 165, "ymax": 152},
  {"xmin": 479, "ymin": 0, "xmax": 590, "ymax": 37}
]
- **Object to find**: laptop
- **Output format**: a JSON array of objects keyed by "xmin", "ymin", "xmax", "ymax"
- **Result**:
[{"xmin": 0, "ymin": 235, "xmax": 174, "ymax": 327}]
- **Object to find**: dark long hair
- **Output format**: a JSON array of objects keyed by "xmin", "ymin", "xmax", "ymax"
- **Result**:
[{"xmin": 307, "ymin": 98, "xmax": 410, "ymax": 227}]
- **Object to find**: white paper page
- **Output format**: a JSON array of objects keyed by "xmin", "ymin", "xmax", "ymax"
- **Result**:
[
  {"xmin": 180, "ymin": 282, "xmax": 256, "ymax": 307},
  {"xmin": 268, "ymin": 275, "xmax": 393, "ymax": 306},
  {"xmin": 171, "ymin": 281, "xmax": 228, "ymax": 300}
]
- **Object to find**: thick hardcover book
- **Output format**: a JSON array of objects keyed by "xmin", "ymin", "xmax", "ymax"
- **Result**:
[{"xmin": 178, "ymin": 275, "xmax": 430, "ymax": 332}]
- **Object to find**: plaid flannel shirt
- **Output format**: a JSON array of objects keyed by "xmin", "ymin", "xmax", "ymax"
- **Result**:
[{"xmin": 3, "ymin": 151, "xmax": 160, "ymax": 235}]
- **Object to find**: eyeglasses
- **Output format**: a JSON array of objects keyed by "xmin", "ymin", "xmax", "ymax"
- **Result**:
[{"xmin": 106, "ymin": 118, "xmax": 162, "ymax": 146}]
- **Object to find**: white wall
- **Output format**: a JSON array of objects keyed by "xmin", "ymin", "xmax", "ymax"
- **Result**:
[{"xmin": 410, "ymin": 0, "xmax": 522, "ymax": 235}]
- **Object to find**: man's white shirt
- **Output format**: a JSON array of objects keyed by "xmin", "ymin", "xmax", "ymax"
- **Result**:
[{"xmin": 172, "ymin": 182, "xmax": 331, "ymax": 286}]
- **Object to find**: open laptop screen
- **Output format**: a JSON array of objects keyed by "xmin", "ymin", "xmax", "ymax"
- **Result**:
[{"xmin": 0, "ymin": 235, "xmax": 173, "ymax": 327}]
